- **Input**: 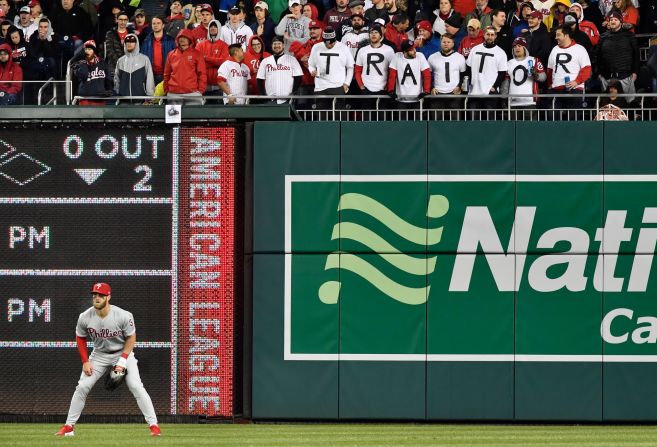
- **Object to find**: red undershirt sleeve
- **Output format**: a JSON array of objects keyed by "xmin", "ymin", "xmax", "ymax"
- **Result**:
[{"xmin": 76, "ymin": 336, "xmax": 89, "ymax": 363}]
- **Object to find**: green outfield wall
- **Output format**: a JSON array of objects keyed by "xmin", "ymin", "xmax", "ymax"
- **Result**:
[{"xmin": 252, "ymin": 121, "xmax": 657, "ymax": 421}]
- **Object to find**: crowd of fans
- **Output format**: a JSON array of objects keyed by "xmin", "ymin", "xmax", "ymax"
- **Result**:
[{"xmin": 0, "ymin": 0, "xmax": 656, "ymax": 111}]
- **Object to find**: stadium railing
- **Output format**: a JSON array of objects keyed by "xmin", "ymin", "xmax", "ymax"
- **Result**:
[
  {"xmin": 0, "ymin": 79, "xmax": 72, "ymax": 105},
  {"xmin": 68, "ymin": 92, "xmax": 657, "ymax": 122}
]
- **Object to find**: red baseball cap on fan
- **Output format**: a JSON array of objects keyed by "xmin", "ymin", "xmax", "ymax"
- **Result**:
[{"xmin": 91, "ymin": 282, "xmax": 111, "ymax": 295}]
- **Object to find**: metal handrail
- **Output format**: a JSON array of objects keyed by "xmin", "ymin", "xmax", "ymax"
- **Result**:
[
  {"xmin": 69, "ymin": 92, "xmax": 657, "ymax": 102},
  {"xmin": 37, "ymin": 77, "xmax": 55, "ymax": 105}
]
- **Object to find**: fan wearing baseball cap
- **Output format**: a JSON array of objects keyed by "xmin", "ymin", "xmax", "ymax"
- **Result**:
[
  {"xmin": 221, "ymin": 5, "xmax": 253, "ymax": 51},
  {"xmin": 414, "ymin": 19, "xmax": 440, "ymax": 59},
  {"xmin": 596, "ymin": 8, "xmax": 639, "ymax": 102},
  {"xmin": 249, "ymin": 1, "xmax": 276, "ymax": 52},
  {"xmin": 386, "ymin": 39, "xmax": 431, "ymax": 107},
  {"xmin": 354, "ymin": 23, "xmax": 395, "ymax": 109},
  {"xmin": 55, "ymin": 283, "xmax": 161, "ymax": 437},
  {"xmin": 274, "ymin": 0, "xmax": 310, "ymax": 50},
  {"xmin": 71, "ymin": 40, "xmax": 113, "ymax": 106},
  {"xmin": 16, "ymin": 5, "xmax": 37, "ymax": 41},
  {"xmin": 190, "ymin": 4, "xmax": 215, "ymax": 44},
  {"xmin": 458, "ymin": 18, "xmax": 483, "ymax": 58},
  {"xmin": 522, "ymin": 9, "xmax": 551, "ymax": 65}
]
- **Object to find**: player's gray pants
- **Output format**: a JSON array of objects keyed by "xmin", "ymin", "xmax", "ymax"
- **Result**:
[{"xmin": 65, "ymin": 352, "xmax": 158, "ymax": 426}]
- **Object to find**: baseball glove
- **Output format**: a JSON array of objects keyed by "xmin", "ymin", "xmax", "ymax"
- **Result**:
[{"xmin": 104, "ymin": 366, "xmax": 127, "ymax": 391}]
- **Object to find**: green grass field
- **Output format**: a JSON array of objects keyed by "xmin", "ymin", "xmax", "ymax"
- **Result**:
[{"xmin": 3, "ymin": 424, "xmax": 657, "ymax": 447}]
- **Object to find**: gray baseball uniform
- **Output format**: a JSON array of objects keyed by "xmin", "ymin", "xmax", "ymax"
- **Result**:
[{"xmin": 65, "ymin": 305, "xmax": 158, "ymax": 426}]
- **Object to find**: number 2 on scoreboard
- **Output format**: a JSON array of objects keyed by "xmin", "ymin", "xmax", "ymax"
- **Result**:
[{"xmin": 133, "ymin": 165, "xmax": 152, "ymax": 192}]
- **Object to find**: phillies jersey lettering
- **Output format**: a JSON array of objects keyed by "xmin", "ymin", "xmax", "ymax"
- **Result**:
[
  {"xmin": 341, "ymin": 31, "xmax": 369, "ymax": 58},
  {"xmin": 257, "ymin": 53, "xmax": 303, "ymax": 96},
  {"xmin": 428, "ymin": 51, "xmax": 466, "ymax": 93},
  {"xmin": 76, "ymin": 305, "xmax": 135, "ymax": 353},
  {"xmin": 355, "ymin": 44, "xmax": 394, "ymax": 91},
  {"xmin": 530, "ymin": 0, "xmax": 555, "ymax": 20},
  {"xmin": 218, "ymin": 59, "xmax": 251, "ymax": 103}
]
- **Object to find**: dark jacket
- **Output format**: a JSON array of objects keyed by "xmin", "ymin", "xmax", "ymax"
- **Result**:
[
  {"xmin": 494, "ymin": 25, "xmax": 514, "ymax": 59},
  {"xmin": 596, "ymin": 27, "xmax": 639, "ymax": 78},
  {"xmin": 105, "ymin": 25, "xmax": 135, "ymax": 72},
  {"xmin": 567, "ymin": 23, "xmax": 593, "ymax": 56},
  {"xmin": 522, "ymin": 23, "xmax": 551, "ymax": 68},
  {"xmin": 6, "ymin": 27, "xmax": 27, "ymax": 68},
  {"xmin": 26, "ymin": 19, "xmax": 58, "ymax": 79},
  {"xmin": 72, "ymin": 55, "xmax": 113, "ymax": 96},
  {"xmin": 248, "ymin": 16, "xmax": 276, "ymax": 53},
  {"xmin": 51, "ymin": 5, "xmax": 93, "ymax": 41}
]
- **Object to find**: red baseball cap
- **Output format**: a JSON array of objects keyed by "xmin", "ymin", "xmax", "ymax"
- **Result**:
[
  {"xmin": 309, "ymin": 20, "xmax": 322, "ymax": 29},
  {"xmin": 91, "ymin": 282, "xmax": 111, "ymax": 295}
]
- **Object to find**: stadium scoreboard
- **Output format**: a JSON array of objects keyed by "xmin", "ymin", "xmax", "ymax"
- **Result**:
[{"xmin": 0, "ymin": 127, "xmax": 235, "ymax": 417}]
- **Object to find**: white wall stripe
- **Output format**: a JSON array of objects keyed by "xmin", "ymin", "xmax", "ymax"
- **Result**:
[
  {"xmin": 0, "ymin": 270, "xmax": 171, "ymax": 276},
  {"xmin": 0, "ymin": 341, "xmax": 171, "ymax": 348},
  {"xmin": 0, "ymin": 198, "xmax": 172, "ymax": 204}
]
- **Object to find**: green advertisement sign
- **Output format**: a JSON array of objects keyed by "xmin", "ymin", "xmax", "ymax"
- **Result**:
[
  {"xmin": 286, "ymin": 175, "xmax": 657, "ymax": 361},
  {"xmin": 253, "ymin": 122, "xmax": 657, "ymax": 421}
]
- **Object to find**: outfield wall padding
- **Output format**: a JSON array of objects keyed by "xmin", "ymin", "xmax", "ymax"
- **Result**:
[{"xmin": 252, "ymin": 121, "xmax": 657, "ymax": 421}]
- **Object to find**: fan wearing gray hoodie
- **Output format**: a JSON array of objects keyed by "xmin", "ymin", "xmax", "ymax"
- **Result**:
[
  {"xmin": 274, "ymin": 0, "xmax": 310, "ymax": 50},
  {"xmin": 114, "ymin": 33, "xmax": 154, "ymax": 98}
]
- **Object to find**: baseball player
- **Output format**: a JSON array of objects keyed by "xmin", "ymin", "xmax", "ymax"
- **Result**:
[
  {"xmin": 217, "ymin": 43, "xmax": 251, "ymax": 104},
  {"xmin": 55, "ymin": 283, "xmax": 160, "ymax": 437},
  {"xmin": 257, "ymin": 35, "xmax": 303, "ymax": 103}
]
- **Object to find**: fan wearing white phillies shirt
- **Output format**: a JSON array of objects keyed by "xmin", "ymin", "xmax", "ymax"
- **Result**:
[
  {"xmin": 504, "ymin": 36, "xmax": 546, "ymax": 109},
  {"xmin": 547, "ymin": 24, "xmax": 591, "ymax": 111},
  {"xmin": 55, "ymin": 283, "xmax": 160, "ymax": 438},
  {"xmin": 466, "ymin": 26, "xmax": 508, "ymax": 111},
  {"xmin": 217, "ymin": 43, "xmax": 251, "ymax": 104},
  {"xmin": 427, "ymin": 33, "xmax": 466, "ymax": 112},
  {"xmin": 308, "ymin": 26, "xmax": 354, "ymax": 109},
  {"xmin": 354, "ymin": 23, "xmax": 395, "ymax": 108},
  {"xmin": 341, "ymin": 13, "xmax": 370, "ymax": 58},
  {"xmin": 386, "ymin": 40, "xmax": 431, "ymax": 108},
  {"xmin": 257, "ymin": 35, "xmax": 303, "ymax": 102}
]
